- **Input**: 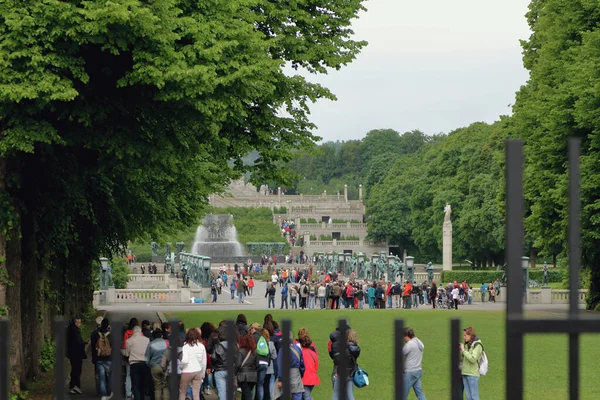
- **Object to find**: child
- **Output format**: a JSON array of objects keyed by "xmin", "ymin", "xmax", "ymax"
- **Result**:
[{"xmin": 468, "ymin": 286, "xmax": 473, "ymax": 305}]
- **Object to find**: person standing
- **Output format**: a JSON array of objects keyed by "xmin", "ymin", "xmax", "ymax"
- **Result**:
[
  {"xmin": 317, "ymin": 284, "xmax": 326, "ymax": 309},
  {"xmin": 402, "ymin": 328, "xmax": 426, "ymax": 400},
  {"xmin": 248, "ymin": 277, "xmax": 255, "ymax": 296},
  {"xmin": 230, "ymin": 278, "xmax": 236, "ymax": 300},
  {"xmin": 280, "ymin": 282, "xmax": 289, "ymax": 309},
  {"xmin": 368, "ymin": 283, "xmax": 375, "ymax": 309},
  {"xmin": 274, "ymin": 332, "xmax": 304, "ymax": 400},
  {"xmin": 265, "ymin": 283, "xmax": 276, "ymax": 308},
  {"xmin": 180, "ymin": 328, "xmax": 207, "ymax": 400},
  {"xmin": 236, "ymin": 333, "xmax": 258, "ymax": 400},
  {"xmin": 403, "ymin": 281, "xmax": 412, "ymax": 309},
  {"xmin": 480, "ymin": 283, "xmax": 487, "ymax": 303},
  {"xmin": 460, "ymin": 327, "xmax": 483, "ymax": 400},
  {"xmin": 452, "ymin": 286, "xmax": 460, "ymax": 310},
  {"xmin": 238, "ymin": 278, "xmax": 247, "ymax": 304},
  {"xmin": 429, "ymin": 282, "xmax": 438, "ymax": 309},
  {"xmin": 67, "ymin": 316, "xmax": 88, "ymax": 394}
]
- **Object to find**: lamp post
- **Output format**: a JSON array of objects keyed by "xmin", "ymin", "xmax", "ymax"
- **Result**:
[
  {"xmin": 522, "ymin": 256, "xmax": 530, "ymax": 290},
  {"xmin": 405, "ymin": 256, "xmax": 415, "ymax": 283}
]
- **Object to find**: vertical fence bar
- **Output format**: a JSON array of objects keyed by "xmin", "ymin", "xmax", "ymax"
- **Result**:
[
  {"xmin": 53, "ymin": 317, "xmax": 66, "ymax": 400},
  {"xmin": 110, "ymin": 320, "xmax": 123, "ymax": 400},
  {"xmin": 0, "ymin": 318, "xmax": 8, "ymax": 400},
  {"xmin": 451, "ymin": 319, "xmax": 462, "ymax": 400},
  {"xmin": 226, "ymin": 320, "xmax": 236, "ymax": 400},
  {"xmin": 337, "ymin": 319, "xmax": 349, "ymax": 400},
  {"xmin": 281, "ymin": 319, "xmax": 292, "ymax": 400},
  {"xmin": 394, "ymin": 319, "xmax": 404, "ymax": 400},
  {"xmin": 506, "ymin": 140, "xmax": 524, "ymax": 400},
  {"xmin": 568, "ymin": 137, "xmax": 581, "ymax": 400},
  {"xmin": 169, "ymin": 321, "xmax": 181, "ymax": 400}
]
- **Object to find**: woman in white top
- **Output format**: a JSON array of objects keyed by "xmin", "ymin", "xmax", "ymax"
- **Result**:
[{"xmin": 179, "ymin": 328, "xmax": 207, "ymax": 400}]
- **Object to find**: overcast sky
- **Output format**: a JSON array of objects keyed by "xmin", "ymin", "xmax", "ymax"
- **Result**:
[{"xmin": 302, "ymin": 0, "xmax": 532, "ymax": 142}]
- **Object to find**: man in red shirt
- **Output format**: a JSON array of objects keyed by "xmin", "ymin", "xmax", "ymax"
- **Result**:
[{"xmin": 403, "ymin": 281, "xmax": 413, "ymax": 309}]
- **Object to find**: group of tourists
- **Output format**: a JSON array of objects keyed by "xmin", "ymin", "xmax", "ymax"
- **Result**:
[
  {"xmin": 139, "ymin": 264, "xmax": 159, "ymax": 274},
  {"xmin": 68, "ymin": 313, "xmax": 367, "ymax": 400},
  {"xmin": 66, "ymin": 312, "xmax": 485, "ymax": 400}
]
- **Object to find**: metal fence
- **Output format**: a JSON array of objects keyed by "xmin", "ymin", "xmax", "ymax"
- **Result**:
[{"xmin": 0, "ymin": 139, "xmax": 599, "ymax": 400}]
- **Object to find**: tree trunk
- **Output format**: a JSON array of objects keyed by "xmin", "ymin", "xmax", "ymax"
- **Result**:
[
  {"xmin": 6, "ymin": 224, "xmax": 23, "ymax": 392},
  {"xmin": 20, "ymin": 210, "xmax": 43, "ymax": 380},
  {"xmin": 529, "ymin": 247, "xmax": 537, "ymax": 269},
  {"xmin": 0, "ymin": 158, "xmax": 7, "ymax": 311}
]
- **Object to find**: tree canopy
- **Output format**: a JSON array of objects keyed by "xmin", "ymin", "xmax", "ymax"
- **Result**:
[{"xmin": 0, "ymin": 0, "xmax": 367, "ymax": 389}]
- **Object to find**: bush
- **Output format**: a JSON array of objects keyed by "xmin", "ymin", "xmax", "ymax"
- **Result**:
[
  {"xmin": 319, "ymin": 235, "xmax": 332, "ymax": 240},
  {"xmin": 38, "ymin": 339, "xmax": 55, "ymax": 372},
  {"xmin": 441, "ymin": 269, "xmax": 563, "ymax": 285}
]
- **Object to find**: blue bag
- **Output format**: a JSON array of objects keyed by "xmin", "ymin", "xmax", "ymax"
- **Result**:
[{"xmin": 352, "ymin": 367, "xmax": 369, "ymax": 388}]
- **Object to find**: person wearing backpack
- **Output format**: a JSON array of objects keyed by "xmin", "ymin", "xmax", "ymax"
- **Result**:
[
  {"xmin": 251, "ymin": 323, "xmax": 269, "ymax": 400},
  {"xmin": 91, "ymin": 318, "xmax": 112, "ymax": 400},
  {"xmin": 274, "ymin": 332, "xmax": 304, "ymax": 400},
  {"xmin": 460, "ymin": 326, "xmax": 484, "ymax": 400}
]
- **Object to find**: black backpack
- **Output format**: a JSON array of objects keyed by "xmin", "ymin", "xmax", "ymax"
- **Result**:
[{"xmin": 303, "ymin": 285, "xmax": 308, "ymax": 294}]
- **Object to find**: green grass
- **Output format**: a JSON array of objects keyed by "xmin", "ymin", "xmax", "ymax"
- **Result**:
[{"xmin": 172, "ymin": 310, "xmax": 600, "ymax": 400}]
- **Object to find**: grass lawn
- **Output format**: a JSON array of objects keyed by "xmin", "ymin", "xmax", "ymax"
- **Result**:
[{"xmin": 171, "ymin": 310, "xmax": 600, "ymax": 400}]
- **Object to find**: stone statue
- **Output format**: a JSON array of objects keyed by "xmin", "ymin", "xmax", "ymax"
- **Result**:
[
  {"xmin": 444, "ymin": 204, "xmax": 452, "ymax": 223},
  {"xmin": 176, "ymin": 242, "xmax": 185, "ymax": 255},
  {"xmin": 426, "ymin": 262, "xmax": 434, "ymax": 283},
  {"xmin": 105, "ymin": 265, "xmax": 114, "ymax": 287},
  {"xmin": 542, "ymin": 262, "xmax": 549, "ymax": 286},
  {"xmin": 165, "ymin": 243, "xmax": 171, "ymax": 257},
  {"xmin": 151, "ymin": 242, "xmax": 158, "ymax": 257}
]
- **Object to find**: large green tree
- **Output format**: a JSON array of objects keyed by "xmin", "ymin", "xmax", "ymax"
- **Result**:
[
  {"xmin": 512, "ymin": 0, "xmax": 600, "ymax": 309},
  {"xmin": 0, "ymin": 0, "xmax": 366, "ymax": 389}
]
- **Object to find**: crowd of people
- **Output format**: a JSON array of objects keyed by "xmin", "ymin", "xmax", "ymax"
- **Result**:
[
  {"xmin": 211, "ymin": 267, "xmax": 502, "ymax": 312},
  {"xmin": 66, "ymin": 313, "xmax": 485, "ymax": 400},
  {"xmin": 66, "ymin": 313, "xmax": 369, "ymax": 400}
]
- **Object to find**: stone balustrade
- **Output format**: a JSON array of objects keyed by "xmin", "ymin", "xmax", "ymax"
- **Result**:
[
  {"xmin": 551, "ymin": 289, "xmax": 587, "ymax": 304},
  {"xmin": 126, "ymin": 274, "xmax": 177, "ymax": 289},
  {"xmin": 128, "ymin": 274, "xmax": 168, "ymax": 282},
  {"xmin": 114, "ymin": 289, "xmax": 181, "ymax": 303}
]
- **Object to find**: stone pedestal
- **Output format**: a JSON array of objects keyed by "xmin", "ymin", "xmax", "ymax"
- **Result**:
[
  {"xmin": 443, "ymin": 221, "xmax": 452, "ymax": 270},
  {"xmin": 541, "ymin": 287, "xmax": 552, "ymax": 304},
  {"xmin": 107, "ymin": 288, "xmax": 116, "ymax": 304},
  {"xmin": 180, "ymin": 288, "xmax": 191, "ymax": 303}
]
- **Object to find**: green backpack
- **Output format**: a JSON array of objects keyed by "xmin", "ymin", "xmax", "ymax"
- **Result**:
[{"xmin": 256, "ymin": 336, "xmax": 269, "ymax": 357}]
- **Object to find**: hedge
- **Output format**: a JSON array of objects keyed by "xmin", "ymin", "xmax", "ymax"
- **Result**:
[{"xmin": 441, "ymin": 269, "xmax": 562, "ymax": 285}]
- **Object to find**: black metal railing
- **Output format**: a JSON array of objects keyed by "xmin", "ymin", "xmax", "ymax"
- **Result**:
[{"xmin": 0, "ymin": 139, "xmax": 597, "ymax": 399}]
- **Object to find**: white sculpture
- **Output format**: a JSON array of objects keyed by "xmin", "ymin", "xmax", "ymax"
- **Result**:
[{"xmin": 444, "ymin": 204, "xmax": 452, "ymax": 223}]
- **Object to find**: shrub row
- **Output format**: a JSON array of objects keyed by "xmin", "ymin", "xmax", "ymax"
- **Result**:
[{"xmin": 441, "ymin": 269, "xmax": 562, "ymax": 284}]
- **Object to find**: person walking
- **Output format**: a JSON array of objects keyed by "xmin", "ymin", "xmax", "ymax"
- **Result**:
[
  {"xmin": 248, "ymin": 277, "xmax": 255, "ymax": 295},
  {"xmin": 460, "ymin": 327, "xmax": 483, "ymax": 400},
  {"xmin": 125, "ymin": 326, "xmax": 150, "ymax": 400},
  {"xmin": 329, "ymin": 328, "xmax": 360, "ymax": 400},
  {"xmin": 280, "ymin": 282, "xmax": 289, "ymax": 309},
  {"xmin": 146, "ymin": 329, "xmax": 169, "ymax": 400},
  {"xmin": 300, "ymin": 335, "xmax": 320, "ymax": 400},
  {"xmin": 180, "ymin": 328, "xmax": 207, "ymax": 400},
  {"xmin": 238, "ymin": 278, "xmax": 247, "ymax": 304},
  {"xmin": 90, "ymin": 318, "xmax": 112, "ymax": 399},
  {"xmin": 402, "ymin": 328, "xmax": 426, "ymax": 400},
  {"xmin": 67, "ymin": 317, "xmax": 88, "ymax": 395}
]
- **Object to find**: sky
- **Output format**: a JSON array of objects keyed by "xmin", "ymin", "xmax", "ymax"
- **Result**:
[{"xmin": 301, "ymin": 0, "xmax": 532, "ymax": 142}]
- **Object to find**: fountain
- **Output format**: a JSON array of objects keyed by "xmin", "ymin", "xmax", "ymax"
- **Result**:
[{"xmin": 192, "ymin": 214, "xmax": 245, "ymax": 260}]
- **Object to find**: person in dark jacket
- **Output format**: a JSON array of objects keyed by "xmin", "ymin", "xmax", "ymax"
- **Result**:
[
  {"xmin": 142, "ymin": 320, "xmax": 152, "ymax": 339},
  {"xmin": 328, "ymin": 327, "xmax": 360, "ymax": 400},
  {"xmin": 67, "ymin": 316, "xmax": 88, "ymax": 394},
  {"xmin": 236, "ymin": 314, "xmax": 249, "ymax": 336},
  {"xmin": 211, "ymin": 326, "xmax": 232, "ymax": 400},
  {"xmin": 91, "ymin": 318, "xmax": 112, "ymax": 400},
  {"xmin": 236, "ymin": 333, "xmax": 258, "ymax": 400}
]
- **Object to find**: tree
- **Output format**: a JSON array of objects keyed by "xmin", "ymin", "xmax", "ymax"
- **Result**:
[{"xmin": 0, "ymin": 0, "xmax": 367, "ymax": 389}]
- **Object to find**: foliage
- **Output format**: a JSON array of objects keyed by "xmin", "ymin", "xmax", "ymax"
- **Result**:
[
  {"xmin": 37, "ymin": 340, "xmax": 55, "ymax": 373},
  {"xmin": 273, "ymin": 207, "xmax": 287, "ymax": 214},
  {"xmin": 510, "ymin": 0, "xmax": 600, "ymax": 309},
  {"xmin": 441, "ymin": 270, "xmax": 563, "ymax": 285},
  {"xmin": 214, "ymin": 207, "xmax": 287, "ymax": 250},
  {"xmin": 174, "ymin": 309, "xmax": 600, "ymax": 400}
]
